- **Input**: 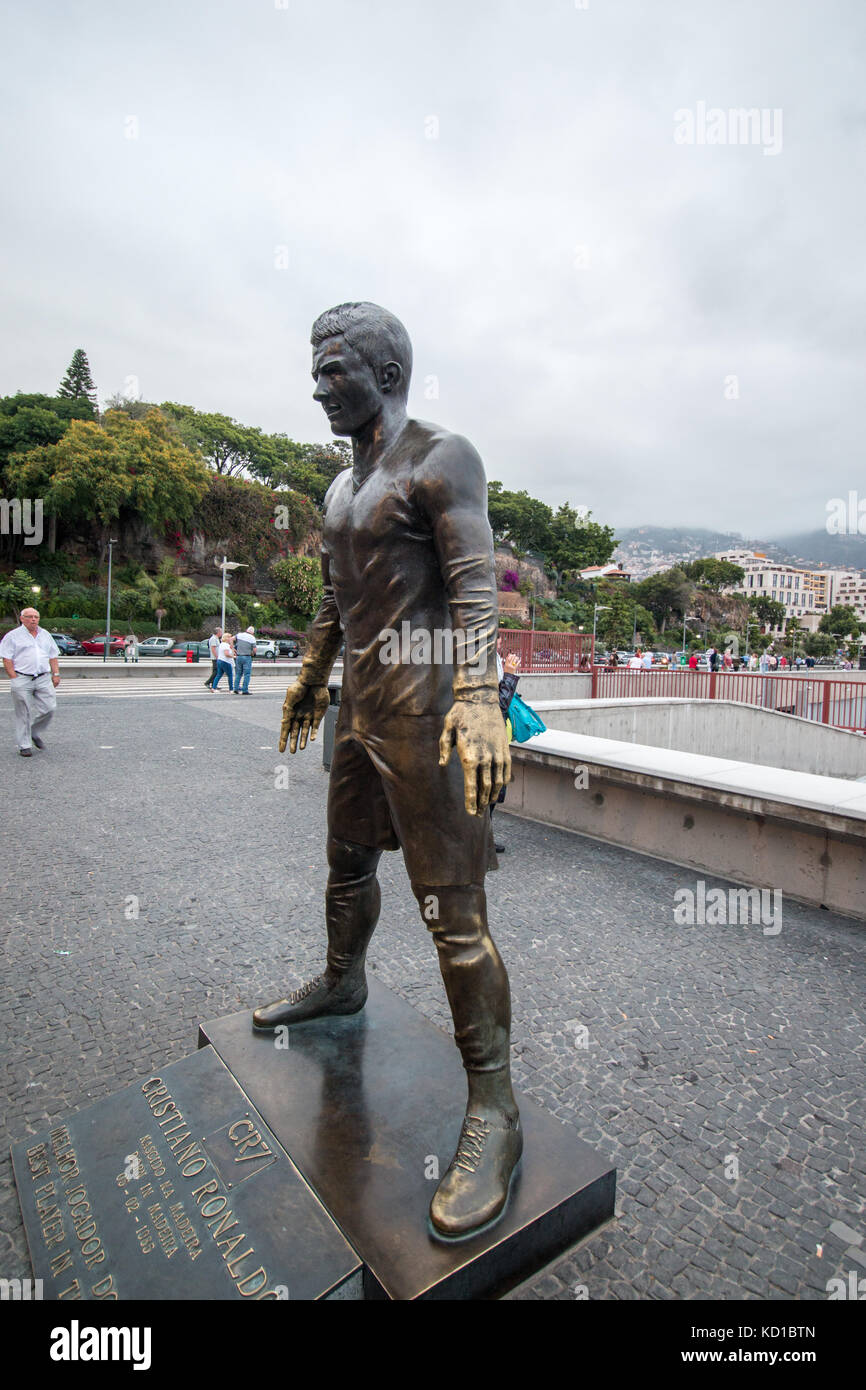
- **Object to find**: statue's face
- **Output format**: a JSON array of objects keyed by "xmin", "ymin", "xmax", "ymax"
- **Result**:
[{"xmin": 312, "ymin": 336, "xmax": 382, "ymax": 437}]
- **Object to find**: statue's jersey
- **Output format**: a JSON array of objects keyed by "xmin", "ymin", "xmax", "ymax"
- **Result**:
[{"xmin": 309, "ymin": 420, "xmax": 498, "ymax": 722}]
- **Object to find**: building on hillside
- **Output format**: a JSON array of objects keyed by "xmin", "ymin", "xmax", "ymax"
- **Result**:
[
  {"xmin": 832, "ymin": 571, "xmax": 866, "ymax": 622},
  {"xmin": 715, "ymin": 550, "xmax": 817, "ymax": 632},
  {"xmin": 579, "ymin": 564, "xmax": 631, "ymax": 583}
]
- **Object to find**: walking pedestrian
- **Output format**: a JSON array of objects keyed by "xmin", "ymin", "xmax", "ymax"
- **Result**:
[
  {"xmin": 234, "ymin": 625, "xmax": 257, "ymax": 695},
  {"xmin": 205, "ymin": 626, "xmax": 222, "ymax": 688},
  {"xmin": 212, "ymin": 633, "xmax": 235, "ymax": 691},
  {"xmin": 0, "ymin": 607, "xmax": 61, "ymax": 756},
  {"xmin": 124, "ymin": 633, "xmax": 139, "ymax": 663}
]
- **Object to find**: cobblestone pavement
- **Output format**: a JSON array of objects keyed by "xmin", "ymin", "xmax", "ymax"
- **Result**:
[{"xmin": 1, "ymin": 690, "xmax": 863, "ymax": 1300}]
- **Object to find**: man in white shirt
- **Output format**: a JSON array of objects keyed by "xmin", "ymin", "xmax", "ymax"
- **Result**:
[
  {"xmin": 204, "ymin": 627, "xmax": 222, "ymax": 688},
  {"xmin": 0, "ymin": 607, "xmax": 61, "ymax": 756},
  {"xmin": 627, "ymin": 650, "xmax": 643, "ymax": 670}
]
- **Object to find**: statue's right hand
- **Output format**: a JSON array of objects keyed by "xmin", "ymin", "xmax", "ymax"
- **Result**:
[{"xmin": 279, "ymin": 681, "xmax": 331, "ymax": 754}]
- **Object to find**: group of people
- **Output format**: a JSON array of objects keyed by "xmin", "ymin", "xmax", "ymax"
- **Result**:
[
  {"xmin": 204, "ymin": 625, "xmax": 257, "ymax": 694},
  {"xmin": 607, "ymin": 646, "xmax": 825, "ymax": 673}
]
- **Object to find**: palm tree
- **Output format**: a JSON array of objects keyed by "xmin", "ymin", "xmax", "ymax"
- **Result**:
[{"xmin": 136, "ymin": 558, "xmax": 195, "ymax": 632}]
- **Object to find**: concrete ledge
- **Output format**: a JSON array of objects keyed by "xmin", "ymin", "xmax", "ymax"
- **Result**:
[
  {"xmin": 531, "ymin": 697, "xmax": 866, "ymax": 780},
  {"xmin": 508, "ymin": 732, "xmax": 866, "ymax": 921},
  {"xmin": 5, "ymin": 658, "xmax": 309, "ymax": 680}
]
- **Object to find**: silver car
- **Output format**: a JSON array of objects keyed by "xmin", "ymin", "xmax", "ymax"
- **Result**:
[{"xmin": 137, "ymin": 636, "xmax": 175, "ymax": 657}]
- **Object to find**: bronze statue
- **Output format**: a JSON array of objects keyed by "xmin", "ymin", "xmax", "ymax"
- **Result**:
[{"xmin": 253, "ymin": 303, "xmax": 521, "ymax": 1238}]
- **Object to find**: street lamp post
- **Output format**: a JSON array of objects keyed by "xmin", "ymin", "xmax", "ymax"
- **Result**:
[
  {"xmin": 104, "ymin": 538, "xmax": 117, "ymax": 664},
  {"xmin": 682, "ymin": 613, "xmax": 699, "ymax": 656},
  {"xmin": 217, "ymin": 555, "xmax": 248, "ymax": 632},
  {"xmin": 593, "ymin": 604, "xmax": 610, "ymax": 651}
]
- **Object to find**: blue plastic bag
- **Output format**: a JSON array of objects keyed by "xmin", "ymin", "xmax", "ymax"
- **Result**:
[{"xmin": 508, "ymin": 692, "xmax": 546, "ymax": 742}]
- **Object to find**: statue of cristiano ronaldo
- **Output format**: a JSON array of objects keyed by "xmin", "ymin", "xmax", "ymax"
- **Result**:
[{"xmin": 253, "ymin": 302, "xmax": 521, "ymax": 1238}]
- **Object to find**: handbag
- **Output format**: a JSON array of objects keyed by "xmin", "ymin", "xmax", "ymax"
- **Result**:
[{"xmin": 508, "ymin": 691, "xmax": 546, "ymax": 743}]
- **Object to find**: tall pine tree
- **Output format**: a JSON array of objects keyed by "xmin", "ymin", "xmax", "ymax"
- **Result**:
[{"xmin": 58, "ymin": 348, "xmax": 98, "ymax": 407}]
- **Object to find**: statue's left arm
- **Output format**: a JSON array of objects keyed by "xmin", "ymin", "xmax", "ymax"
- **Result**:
[{"xmin": 416, "ymin": 437, "xmax": 510, "ymax": 816}]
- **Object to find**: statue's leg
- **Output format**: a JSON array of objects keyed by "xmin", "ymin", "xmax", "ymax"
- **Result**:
[
  {"xmin": 413, "ymin": 882, "xmax": 522, "ymax": 1237},
  {"xmin": 252, "ymin": 837, "xmax": 381, "ymax": 1028}
]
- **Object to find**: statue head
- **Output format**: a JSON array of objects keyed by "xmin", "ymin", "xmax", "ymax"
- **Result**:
[{"xmin": 310, "ymin": 302, "xmax": 412, "ymax": 436}]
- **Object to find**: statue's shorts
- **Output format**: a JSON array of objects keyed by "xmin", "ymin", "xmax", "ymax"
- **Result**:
[{"xmin": 327, "ymin": 701, "xmax": 498, "ymax": 886}]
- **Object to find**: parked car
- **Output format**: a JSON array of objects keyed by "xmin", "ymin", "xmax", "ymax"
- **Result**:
[
  {"xmin": 252, "ymin": 639, "xmax": 278, "ymax": 660},
  {"xmin": 167, "ymin": 640, "xmax": 210, "ymax": 659},
  {"xmin": 275, "ymin": 637, "xmax": 300, "ymax": 658},
  {"xmin": 49, "ymin": 632, "xmax": 85, "ymax": 655},
  {"xmin": 80, "ymin": 634, "xmax": 126, "ymax": 656},
  {"xmin": 137, "ymin": 636, "xmax": 175, "ymax": 657}
]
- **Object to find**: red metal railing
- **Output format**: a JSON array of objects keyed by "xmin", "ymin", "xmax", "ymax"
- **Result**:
[
  {"xmin": 497, "ymin": 629, "xmax": 594, "ymax": 673},
  {"xmin": 590, "ymin": 668, "xmax": 866, "ymax": 733}
]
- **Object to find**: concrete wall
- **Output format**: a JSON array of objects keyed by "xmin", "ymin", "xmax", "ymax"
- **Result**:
[
  {"xmin": 532, "ymin": 698, "xmax": 866, "ymax": 780},
  {"xmin": 507, "ymin": 732, "xmax": 866, "ymax": 921}
]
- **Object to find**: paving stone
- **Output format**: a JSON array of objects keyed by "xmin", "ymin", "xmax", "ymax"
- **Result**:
[{"xmin": 1, "ymin": 691, "xmax": 862, "ymax": 1302}]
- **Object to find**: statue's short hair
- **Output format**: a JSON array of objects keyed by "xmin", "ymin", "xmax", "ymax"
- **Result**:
[{"xmin": 311, "ymin": 302, "xmax": 412, "ymax": 398}]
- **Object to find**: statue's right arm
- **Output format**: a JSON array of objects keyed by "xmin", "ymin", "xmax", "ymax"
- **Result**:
[
  {"xmin": 279, "ymin": 535, "xmax": 342, "ymax": 754},
  {"xmin": 295, "ymin": 545, "xmax": 342, "ymax": 690}
]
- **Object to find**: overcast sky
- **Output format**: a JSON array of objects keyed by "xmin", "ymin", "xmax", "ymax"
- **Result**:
[{"xmin": 2, "ymin": 0, "xmax": 864, "ymax": 537}]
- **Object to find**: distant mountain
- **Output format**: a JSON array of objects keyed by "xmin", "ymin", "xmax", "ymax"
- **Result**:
[
  {"xmin": 613, "ymin": 526, "xmax": 745, "ymax": 556},
  {"xmin": 768, "ymin": 530, "xmax": 866, "ymax": 570},
  {"xmin": 613, "ymin": 526, "xmax": 866, "ymax": 573}
]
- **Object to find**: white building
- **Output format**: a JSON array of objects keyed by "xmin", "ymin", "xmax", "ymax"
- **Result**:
[
  {"xmin": 715, "ymin": 550, "xmax": 866, "ymax": 633},
  {"xmin": 715, "ymin": 550, "xmax": 817, "ymax": 629}
]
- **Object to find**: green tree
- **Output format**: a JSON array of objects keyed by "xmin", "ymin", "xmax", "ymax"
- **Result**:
[
  {"xmin": 268, "ymin": 440, "xmax": 352, "ymax": 504},
  {"xmin": 270, "ymin": 556, "xmax": 323, "ymax": 619},
  {"xmin": 135, "ymin": 558, "xmax": 196, "ymax": 631},
  {"xmin": 594, "ymin": 585, "xmax": 656, "ymax": 650},
  {"xmin": 803, "ymin": 632, "xmax": 835, "ymax": 658},
  {"xmin": 58, "ymin": 349, "xmax": 98, "ymax": 407},
  {"xmin": 750, "ymin": 595, "xmax": 787, "ymax": 631},
  {"xmin": 682, "ymin": 558, "xmax": 746, "ymax": 590},
  {"xmin": 160, "ymin": 403, "xmax": 284, "ymax": 479},
  {"xmin": 545, "ymin": 505, "xmax": 617, "ymax": 586},
  {"xmin": 0, "ymin": 568, "xmax": 40, "ymax": 621},
  {"xmin": 818, "ymin": 605, "xmax": 864, "ymax": 639},
  {"xmin": 631, "ymin": 568, "xmax": 694, "ymax": 632},
  {"xmin": 0, "ymin": 392, "xmax": 95, "ymax": 468},
  {"xmin": 487, "ymin": 483, "xmax": 553, "ymax": 553},
  {"xmin": 5, "ymin": 409, "xmax": 209, "ymax": 545}
]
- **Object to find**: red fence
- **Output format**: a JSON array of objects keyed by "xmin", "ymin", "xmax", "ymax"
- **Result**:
[
  {"xmin": 590, "ymin": 668, "xmax": 866, "ymax": 733},
  {"xmin": 497, "ymin": 629, "xmax": 594, "ymax": 672}
]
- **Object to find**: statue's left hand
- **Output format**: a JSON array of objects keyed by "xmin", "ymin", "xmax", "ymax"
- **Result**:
[{"xmin": 438, "ymin": 697, "xmax": 511, "ymax": 816}]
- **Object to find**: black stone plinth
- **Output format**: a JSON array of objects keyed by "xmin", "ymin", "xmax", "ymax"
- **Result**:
[
  {"xmin": 11, "ymin": 1046, "xmax": 361, "ymax": 1300},
  {"xmin": 200, "ymin": 979, "xmax": 616, "ymax": 1300}
]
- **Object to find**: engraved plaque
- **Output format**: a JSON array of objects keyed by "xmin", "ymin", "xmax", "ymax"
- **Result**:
[{"xmin": 11, "ymin": 1046, "xmax": 361, "ymax": 1301}]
